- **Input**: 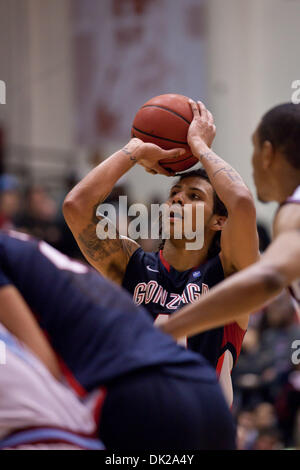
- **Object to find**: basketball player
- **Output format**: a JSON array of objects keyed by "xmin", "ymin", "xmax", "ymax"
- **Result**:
[
  {"xmin": 63, "ymin": 100, "xmax": 259, "ymax": 404},
  {"xmin": 160, "ymin": 103, "xmax": 300, "ymax": 339},
  {"xmin": 0, "ymin": 230, "xmax": 235, "ymax": 449}
]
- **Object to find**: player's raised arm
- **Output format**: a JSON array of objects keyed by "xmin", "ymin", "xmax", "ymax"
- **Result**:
[
  {"xmin": 188, "ymin": 99, "xmax": 259, "ymax": 272},
  {"xmin": 187, "ymin": 100, "xmax": 259, "ymax": 330},
  {"xmin": 160, "ymin": 204, "xmax": 300, "ymax": 340},
  {"xmin": 63, "ymin": 138, "xmax": 185, "ymax": 284}
]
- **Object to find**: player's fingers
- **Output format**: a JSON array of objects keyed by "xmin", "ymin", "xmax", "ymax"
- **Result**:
[
  {"xmin": 206, "ymin": 109, "xmax": 215, "ymax": 126},
  {"xmin": 162, "ymin": 147, "xmax": 186, "ymax": 158},
  {"xmin": 189, "ymin": 99, "xmax": 200, "ymax": 118},
  {"xmin": 197, "ymin": 101, "xmax": 209, "ymax": 120},
  {"xmin": 153, "ymin": 164, "xmax": 175, "ymax": 177}
]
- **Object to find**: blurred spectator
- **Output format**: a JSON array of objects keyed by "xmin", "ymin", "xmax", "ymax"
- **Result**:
[
  {"xmin": 254, "ymin": 402, "xmax": 278, "ymax": 432},
  {"xmin": 233, "ymin": 289, "xmax": 300, "ymax": 448},
  {"xmin": 0, "ymin": 174, "xmax": 20, "ymax": 229},
  {"xmin": 236, "ymin": 403, "xmax": 284, "ymax": 450},
  {"xmin": 236, "ymin": 409, "xmax": 257, "ymax": 450},
  {"xmin": 275, "ymin": 364, "xmax": 300, "ymax": 447},
  {"xmin": 232, "ymin": 327, "xmax": 272, "ymax": 407},
  {"xmin": 253, "ymin": 427, "xmax": 283, "ymax": 450},
  {"xmin": 16, "ymin": 185, "xmax": 61, "ymax": 247},
  {"xmin": 234, "ymin": 291, "xmax": 300, "ymax": 398}
]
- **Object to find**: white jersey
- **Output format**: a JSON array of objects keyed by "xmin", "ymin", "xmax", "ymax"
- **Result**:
[
  {"xmin": 283, "ymin": 185, "xmax": 300, "ymax": 320},
  {"xmin": 0, "ymin": 324, "xmax": 105, "ymax": 450}
]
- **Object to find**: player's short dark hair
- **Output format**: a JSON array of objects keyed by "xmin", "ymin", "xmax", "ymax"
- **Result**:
[
  {"xmin": 257, "ymin": 103, "xmax": 300, "ymax": 169},
  {"xmin": 177, "ymin": 168, "xmax": 228, "ymax": 217}
]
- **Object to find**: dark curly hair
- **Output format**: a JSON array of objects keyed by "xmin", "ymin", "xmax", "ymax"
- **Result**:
[{"xmin": 158, "ymin": 168, "xmax": 228, "ymax": 258}]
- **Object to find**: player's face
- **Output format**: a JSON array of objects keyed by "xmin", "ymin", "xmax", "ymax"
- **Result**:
[
  {"xmin": 165, "ymin": 176, "xmax": 222, "ymax": 239},
  {"xmin": 251, "ymin": 128, "xmax": 274, "ymax": 202}
]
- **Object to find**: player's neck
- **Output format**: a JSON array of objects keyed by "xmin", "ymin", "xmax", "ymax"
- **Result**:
[
  {"xmin": 276, "ymin": 171, "xmax": 300, "ymax": 203},
  {"xmin": 162, "ymin": 240, "xmax": 210, "ymax": 272}
]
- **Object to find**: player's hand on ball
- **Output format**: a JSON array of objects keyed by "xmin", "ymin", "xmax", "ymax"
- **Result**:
[
  {"xmin": 187, "ymin": 100, "xmax": 216, "ymax": 152},
  {"xmin": 132, "ymin": 140, "xmax": 186, "ymax": 176}
]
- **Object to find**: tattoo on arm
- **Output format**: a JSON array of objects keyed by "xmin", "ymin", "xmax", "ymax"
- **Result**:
[
  {"xmin": 78, "ymin": 223, "xmax": 122, "ymax": 262},
  {"xmin": 199, "ymin": 151, "xmax": 221, "ymax": 165},
  {"xmin": 200, "ymin": 152, "xmax": 244, "ymax": 184},
  {"xmin": 77, "ymin": 203, "xmax": 122, "ymax": 261},
  {"xmin": 213, "ymin": 166, "xmax": 244, "ymax": 183},
  {"xmin": 77, "ymin": 203, "xmax": 137, "ymax": 278},
  {"xmin": 122, "ymin": 145, "xmax": 140, "ymax": 163}
]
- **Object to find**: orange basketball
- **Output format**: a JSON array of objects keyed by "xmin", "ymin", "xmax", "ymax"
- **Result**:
[{"xmin": 131, "ymin": 94, "xmax": 198, "ymax": 173}]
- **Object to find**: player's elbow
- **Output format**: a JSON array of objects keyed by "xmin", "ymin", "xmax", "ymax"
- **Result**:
[
  {"xmin": 230, "ymin": 190, "xmax": 256, "ymax": 218},
  {"xmin": 259, "ymin": 265, "xmax": 286, "ymax": 295},
  {"xmin": 63, "ymin": 193, "xmax": 82, "ymax": 226}
]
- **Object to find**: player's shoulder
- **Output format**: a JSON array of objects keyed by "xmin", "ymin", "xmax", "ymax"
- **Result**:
[
  {"xmin": 0, "ymin": 229, "xmax": 38, "ymax": 251},
  {"xmin": 274, "ymin": 201, "xmax": 300, "ymax": 237},
  {"xmin": 128, "ymin": 246, "xmax": 159, "ymax": 265},
  {"xmin": 122, "ymin": 247, "xmax": 161, "ymax": 286},
  {"xmin": 0, "ymin": 229, "xmax": 35, "ymax": 241}
]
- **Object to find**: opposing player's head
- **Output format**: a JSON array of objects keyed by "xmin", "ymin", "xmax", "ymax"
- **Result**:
[
  {"xmin": 164, "ymin": 168, "xmax": 227, "ymax": 255},
  {"xmin": 252, "ymin": 103, "xmax": 300, "ymax": 202}
]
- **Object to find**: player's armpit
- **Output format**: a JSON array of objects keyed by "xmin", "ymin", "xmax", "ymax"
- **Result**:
[{"xmin": 0, "ymin": 285, "xmax": 61, "ymax": 380}]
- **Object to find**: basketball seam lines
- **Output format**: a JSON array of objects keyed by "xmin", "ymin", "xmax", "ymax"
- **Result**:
[
  {"xmin": 141, "ymin": 105, "xmax": 191, "ymax": 125},
  {"xmin": 132, "ymin": 126, "xmax": 187, "ymax": 145},
  {"xmin": 131, "ymin": 128, "xmax": 195, "ymax": 165}
]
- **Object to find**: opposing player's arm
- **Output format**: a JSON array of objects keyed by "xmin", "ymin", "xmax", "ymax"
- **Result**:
[
  {"xmin": 63, "ymin": 139, "xmax": 185, "ymax": 284},
  {"xmin": 0, "ymin": 285, "xmax": 61, "ymax": 379},
  {"xmin": 160, "ymin": 204, "xmax": 300, "ymax": 340},
  {"xmin": 188, "ymin": 100, "xmax": 259, "ymax": 329}
]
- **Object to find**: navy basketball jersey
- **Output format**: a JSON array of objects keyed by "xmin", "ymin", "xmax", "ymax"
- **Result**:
[
  {"xmin": 280, "ymin": 185, "xmax": 300, "ymax": 318},
  {"xmin": 0, "ymin": 230, "xmax": 217, "ymax": 391},
  {"xmin": 123, "ymin": 248, "xmax": 246, "ymax": 370}
]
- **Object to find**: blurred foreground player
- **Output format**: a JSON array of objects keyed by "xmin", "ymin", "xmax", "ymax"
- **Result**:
[
  {"xmin": 161, "ymin": 103, "xmax": 300, "ymax": 338},
  {"xmin": 0, "ymin": 230, "xmax": 235, "ymax": 450},
  {"xmin": 63, "ymin": 100, "xmax": 259, "ymax": 405}
]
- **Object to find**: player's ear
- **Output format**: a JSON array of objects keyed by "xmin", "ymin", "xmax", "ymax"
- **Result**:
[
  {"xmin": 209, "ymin": 215, "xmax": 227, "ymax": 232},
  {"xmin": 261, "ymin": 140, "xmax": 274, "ymax": 170}
]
